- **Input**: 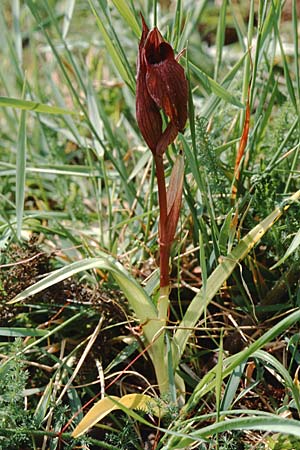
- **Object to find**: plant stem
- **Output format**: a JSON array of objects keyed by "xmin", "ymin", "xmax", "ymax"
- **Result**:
[
  {"xmin": 152, "ymin": 155, "xmax": 171, "ymax": 395},
  {"xmin": 154, "ymin": 154, "xmax": 170, "ymax": 288}
]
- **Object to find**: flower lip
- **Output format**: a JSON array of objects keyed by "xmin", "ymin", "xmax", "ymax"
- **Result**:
[
  {"xmin": 144, "ymin": 27, "xmax": 174, "ymax": 65},
  {"xmin": 146, "ymin": 41, "xmax": 174, "ymax": 65}
]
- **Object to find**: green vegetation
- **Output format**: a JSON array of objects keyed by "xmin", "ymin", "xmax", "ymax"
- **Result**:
[{"xmin": 0, "ymin": 0, "xmax": 299, "ymax": 449}]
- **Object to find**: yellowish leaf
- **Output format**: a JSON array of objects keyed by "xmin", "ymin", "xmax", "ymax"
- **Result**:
[{"xmin": 72, "ymin": 393, "xmax": 160, "ymax": 438}]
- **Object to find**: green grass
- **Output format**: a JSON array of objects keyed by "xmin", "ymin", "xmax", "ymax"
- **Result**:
[{"xmin": 0, "ymin": 0, "xmax": 299, "ymax": 449}]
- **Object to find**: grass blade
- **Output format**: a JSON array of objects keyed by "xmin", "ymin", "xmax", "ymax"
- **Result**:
[
  {"xmin": 176, "ymin": 416, "xmax": 300, "ymax": 448},
  {"xmin": 12, "ymin": 0, "xmax": 22, "ymax": 65},
  {"xmin": 111, "ymin": 0, "xmax": 140, "ymax": 37},
  {"xmin": 62, "ymin": 0, "xmax": 76, "ymax": 39},
  {"xmin": 0, "ymin": 96, "xmax": 77, "ymax": 115},
  {"xmin": 221, "ymin": 363, "xmax": 246, "ymax": 411},
  {"xmin": 89, "ymin": 0, "xmax": 135, "ymax": 90},
  {"xmin": 186, "ymin": 59, "xmax": 244, "ymax": 109},
  {"xmin": 254, "ymin": 349, "xmax": 300, "ymax": 413},
  {"xmin": 271, "ymin": 1, "xmax": 297, "ymax": 111},
  {"xmin": 293, "ymin": 0, "xmax": 300, "ymax": 102},
  {"xmin": 214, "ymin": 0, "xmax": 227, "ymax": 81},
  {"xmin": 16, "ymin": 106, "xmax": 26, "ymax": 239},
  {"xmin": 270, "ymin": 227, "xmax": 300, "ymax": 269},
  {"xmin": 0, "ymin": 327, "xmax": 47, "ymax": 337}
]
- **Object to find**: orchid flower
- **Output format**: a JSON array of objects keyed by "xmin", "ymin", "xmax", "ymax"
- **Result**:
[{"xmin": 136, "ymin": 15, "xmax": 188, "ymax": 156}]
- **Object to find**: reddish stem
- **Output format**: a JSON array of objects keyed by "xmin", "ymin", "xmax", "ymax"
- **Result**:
[{"xmin": 154, "ymin": 154, "xmax": 170, "ymax": 288}]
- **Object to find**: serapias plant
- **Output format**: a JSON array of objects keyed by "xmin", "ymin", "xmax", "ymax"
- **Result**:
[{"xmin": 136, "ymin": 14, "xmax": 188, "ymax": 291}]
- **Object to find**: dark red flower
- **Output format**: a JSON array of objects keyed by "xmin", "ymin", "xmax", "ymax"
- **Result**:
[{"xmin": 136, "ymin": 16, "xmax": 188, "ymax": 155}]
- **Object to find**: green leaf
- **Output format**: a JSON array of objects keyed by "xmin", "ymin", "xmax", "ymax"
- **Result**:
[
  {"xmin": 0, "ymin": 313, "xmax": 83, "ymax": 375},
  {"xmin": 175, "ymin": 416, "xmax": 300, "ymax": 448},
  {"xmin": 62, "ymin": 0, "xmax": 76, "ymax": 39},
  {"xmin": 0, "ymin": 327, "xmax": 48, "ymax": 337},
  {"xmin": 16, "ymin": 105, "xmax": 26, "ymax": 239},
  {"xmin": 214, "ymin": 0, "xmax": 228, "ymax": 80},
  {"xmin": 104, "ymin": 340, "xmax": 140, "ymax": 374},
  {"xmin": 8, "ymin": 257, "xmax": 158, "ymax": 343},
  {"xmin": 254, "ymin": 349, "xmax": 300, "ymax": 413},
  {"xmin": 111, "ymin": 0, "xmax": 140, "ymax": 37},
  {"xmin": 203, "ymin": 51, "xmax": 248, "ymax": 117},
  {"xmin": 221, "ymin": 363, "xmax": 246, "ymax": 411},
  {"xmin": 215, "ymin": 332, "xmax": 223, "ymax": 422},
  {"xmin": 271, "ymin": 228, "xmax": 300, "ymax": 269},
  {"xmin": 33, "ymin": 380, "xmax": 53, "ymax": 426},
  {"xmin": 185, "ymin": 60, "xmax": 244, "ymax": 109},
  {"xmin": 0, "ymin": 96, "xmax": 77, "ymax": 115},
  {"xmin": 88, "ymin": 0, "xmax": 134, "ymax": 90}
]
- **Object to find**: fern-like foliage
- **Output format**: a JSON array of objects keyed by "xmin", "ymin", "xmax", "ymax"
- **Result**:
[
  {"xmin": 195, "ymin": 116, "xmax": 227, "ymax": 198},
  {"xmin": 0, "ymin": 339, "xmax": 33, "ymax": 449}
]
